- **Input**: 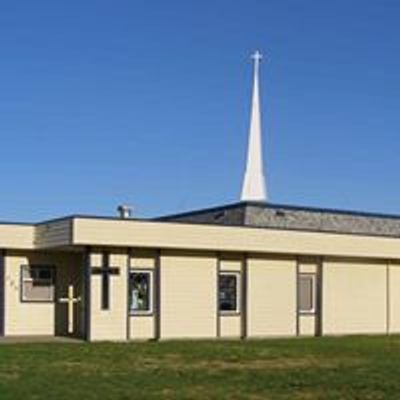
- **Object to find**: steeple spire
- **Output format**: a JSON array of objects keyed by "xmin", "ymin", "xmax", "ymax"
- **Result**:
[{"xmin": 240, "ymin": 50, "xmax": 267, "ymax": 202}]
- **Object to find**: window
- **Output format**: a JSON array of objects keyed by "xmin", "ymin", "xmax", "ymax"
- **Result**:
[
  {"xmin": 299, "ymin": 274, "xmax": 316, "ymax": 314},
  {"xmin": 21, "ymin": 265, "xmax": 55, "ymax": 302},
  {"xmin": 129, "ymin": 270, "xmax": 153, "ymax": 314},
  {"xmin": 219, "ymin": 272, "xmax": 240, "ymax": 313}
]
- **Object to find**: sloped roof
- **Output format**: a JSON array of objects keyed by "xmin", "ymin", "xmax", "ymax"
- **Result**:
[{"xmin": 157, "ymin": 201, "xmax": 400, "ymax": 238}]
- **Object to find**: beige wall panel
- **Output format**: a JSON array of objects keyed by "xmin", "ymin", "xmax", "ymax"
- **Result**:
[
  {"xmin": 220, "ymin": 257, "xmax": 242, "ymax": 272},
  {"xmin": 90, "ymin": 252, "xmax": 102, "ymax": 266},
  {"xmin": 5, "ymin": 215, "xmax": 400, "ymax": 259},
  {"xmin": 90, "ymin": 252, "xmax": 128, "ymax": 341},
  {"xmin": 4, "ymin": 251, "xmax": 82, "ymax": 336},
  {"xmin": 389, "ymin": 263, "xmax": 400, "ymax": 333},
  {"xmin": 220, "ymin": 315, "xmax": 241, "ymax": 337},
  {"xmin": 160, "ymin": 251, "xmax": 216, "ymax": 339},
  {"xmin": 129, "ymin": 316, "xmax": 155, "ymax": 340},
  {"xmin": 299, "ymin": 316, "xmax": 316, "ymax": 336},
  {"xmin": 5, "ymin": 253, "xmax": 54, "ymax": 335},
  {"xmin": 248, "ymin": 257, "xmax": 296, "ymax": 337},
  {"xmin": 0, "ymin": 225, "xmax": 34, "ymax": 250},
  {"xmin": 299, "ymin": 262, "xmax": 318, "ymax": 274},
  {"xmin": 323, "ymin": 259, "xmax": 387, "ymax": 335},
  {"xmin": 130, "ymin": 250, "xmax": 157, "ymax": 269},
  {"xmin": 74, "ymin": 218, "xmax": 400, "ymax": 260}
]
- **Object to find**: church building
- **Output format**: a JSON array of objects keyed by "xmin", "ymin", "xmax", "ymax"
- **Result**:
[{"xmin": 1, "ymin": 52, "xmax": 400, "ymax": 341}]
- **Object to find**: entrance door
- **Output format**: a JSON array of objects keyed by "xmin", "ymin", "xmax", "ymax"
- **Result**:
[{"xmin": 55, "ymin": 266, "xmax": 83, "ymax": 338}]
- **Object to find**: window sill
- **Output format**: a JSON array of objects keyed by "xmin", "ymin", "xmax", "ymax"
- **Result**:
[
  {"xmin": 219, "ymin": 311, "xmax": 241, "ymax": 316},
  {"xmin": 129, "ymin": 312, "xmax": 154, "ymax": 317},
  {"xmin": 299, "ymin": 310, "xmax": 316, "ymax": 316},
  {"xmin": 21, "ymin": 299, "xmax": 55, "ymax": 304}
]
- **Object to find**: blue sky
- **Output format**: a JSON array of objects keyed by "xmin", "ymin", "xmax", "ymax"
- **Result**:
[{"xmin": 1, "ymin": 1, "xmax": 400, "ymax": 221}]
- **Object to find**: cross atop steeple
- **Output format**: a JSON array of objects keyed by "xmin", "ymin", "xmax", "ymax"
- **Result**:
[
  {"xmin": 251, "ymin": 50, "xmax": 262, "ymax": 63},
  {"xmin": 241, "ymin": 50, "xmax": 267, "ymax": 202}
]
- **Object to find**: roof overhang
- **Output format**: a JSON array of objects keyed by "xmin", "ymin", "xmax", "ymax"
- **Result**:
[
  {"xmin": 2, "ymin": 216, "xmax": 400, "ymax": 260},
  {"xmin": 71, "ymin": 217, "xmax": 400, "ymax": 260},
  {"xmin": 0, "ymin": 223, "xmax": 35, "ymax": 249}
]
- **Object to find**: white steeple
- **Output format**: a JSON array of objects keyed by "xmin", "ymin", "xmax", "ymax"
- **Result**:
[{"xmin": 241, "ymin": 50, "xmax": 267, "ymax": 202}]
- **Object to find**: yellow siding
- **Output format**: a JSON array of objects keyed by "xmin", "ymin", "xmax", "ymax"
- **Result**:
[
  {"xmin": 4, "ymin": 215, "xmax": 400, "ymax": 262},
  {"xmin": 160, "ymin": 251, "xmax": 216, "ymax": 339},
  {"xmin": 129, "ymin": 250, "xmax": 156, "ymax": 340},
  {"xmin": 299, "ymin": 315, "xmax": 316, "ymax": 336},
  {"xmin": 220, "ymin": 256, "xmax": 242, "ymax": 272},
  {"xmin": 220, "ymin": 315, "xmax": 241, "ymax": 337},
  {"xmin": 299, "ymin": 260, "xmax": 318, "ymax": 274},
  {"xmin": 35, "ymin": 220, "xmax": 72, "ymax": 249},
  {"xmin": 247, "ymin": 256, "xmax": 296, "ymax": 337},
  {"xmin": 4, "ymin": 251, "xmax": 82, "ymax": 336},
  {"xmin": 5, "ymin": 216, "xmax": 400, "ymax": 341},
  {"xmin": 0, "ymin": 225, "xmax": 34, "ymax": 250},
  {"xmin": 130, "ymin": 250, "xmax": 157, "ymax": 269},
  {"xmin": 323, "ymin": 259, "xmax": 387, "ymax": 335},
  {"xmin": 73, "ymin": 218, "xmax": 400, "ymax": 260},
  {"xmin": 389, "ymin": 262, "xmax": 400, "ymax": 333},
  {"xmin": 89, "ymin": 251, "xmax": 128, "ymax": 341},
  {"xmin": 129, "ymin": 317, "xmax": 154, "ymax": 340}
]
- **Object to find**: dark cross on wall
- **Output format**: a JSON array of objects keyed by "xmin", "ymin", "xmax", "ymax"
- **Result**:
[{"xmin": 92, "ymin": 252, "xmax": 120, "ymax": 310}]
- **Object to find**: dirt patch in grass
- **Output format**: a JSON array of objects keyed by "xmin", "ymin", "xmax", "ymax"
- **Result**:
[
  {"xmin": 102, "ymin": 353, "xmax": 363, "ymax": 372},
  {"xmin": 52, "ymin": 353, "xmax": 361, "ymax": 376},
  {"xmin": 187, "ymin": 356, "xmax": 362, "ymax": 371},
  {"xmin": 0, "ymin": 369, "xmax": 21, "ymax": 381}
]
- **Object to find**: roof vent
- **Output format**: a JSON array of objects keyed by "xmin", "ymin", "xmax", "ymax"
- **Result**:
[
  {"xmin": 117, "ymin": 205, "xmax": 132, "ymax": 219},
  {"xmin": 214, "ymin": 211, "xmax": 226, "ymax": 221}
]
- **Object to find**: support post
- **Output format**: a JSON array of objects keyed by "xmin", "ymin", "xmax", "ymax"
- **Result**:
[
  {"xmin": 126, "ymin": 248, "xmax": 131, "ymax": 341},
  {"xmin": 216, "ymin": 252, "xmax": 221, "ymax": 338},
  {"xmin": 154, "ymin": 250, "xmax": 161, "ymax": 340},
  {"xmin": 315, "ymin": 257, "xmax": 324, "ymax": 337},
  {"xmin": 295, "ymin": 257, "xmax": 300, "ymax": 336},
  {"xmin": 241, "ymin": 254, "xmax": 248, "ymax": 339},
  {"xmin": 83, "ymin": 247, "xmax": 91, "ymax": 341},
  {"xmin": 0, "ymin": 249, "xmax": 5, "ymax": 337}
]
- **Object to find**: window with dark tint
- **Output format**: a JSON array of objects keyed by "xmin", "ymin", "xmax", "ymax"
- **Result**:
[
  {"xmin": 129, "ymin": 271, "xmax": 152, "ymax": 313},
  {"xmin": 21, "ymin": 265, "xmax": 55, "ymax": 302},
  {"xmin": 219, "ymin": 273, "xmax": 239, "ymax": 312}
]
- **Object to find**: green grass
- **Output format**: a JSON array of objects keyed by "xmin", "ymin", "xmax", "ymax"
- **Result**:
[{"xmin": 0, "ymin": 336, "xmax": 399, "ymax": 399}]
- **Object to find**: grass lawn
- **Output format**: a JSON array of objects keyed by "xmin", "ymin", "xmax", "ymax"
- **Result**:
[{"xmin": 0, "ymin": 336, "xmax": 399, "ymax": 399}]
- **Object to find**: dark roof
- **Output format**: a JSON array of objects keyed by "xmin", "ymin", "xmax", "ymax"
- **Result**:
[{"xmin": 156, "ymin": 201, "xmax": 400, "ymax": 238}]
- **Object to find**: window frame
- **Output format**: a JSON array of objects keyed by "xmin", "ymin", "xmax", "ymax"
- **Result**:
[
  {"xmin": 20, "ymin": 265, "xmax": 56, "ymax": 303},
  {"xmin": 128, "ymin": 269, "xmax": 154, "ymax": 316},
  {"xmin": 298, "ymin": 273, "xmax": 317, "ymax": 315},
  {"xmin": 218, "ymin": 271, "xmax": 241, "ymax": 315}
]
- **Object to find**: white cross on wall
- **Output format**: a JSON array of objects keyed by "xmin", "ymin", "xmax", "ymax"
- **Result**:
[{"xmin": 59, "ymin": 285, "xmax": 81, "ymax": 334}]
